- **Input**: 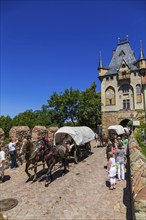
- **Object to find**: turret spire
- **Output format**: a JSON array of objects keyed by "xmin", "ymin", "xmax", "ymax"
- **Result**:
[
  {"xmin": 139, "ymin": 40, "xmax": 145, "ymax": 59},
  {"xmin": 98, "ymin": 51, "xmax": 103, "ymax": 69}
]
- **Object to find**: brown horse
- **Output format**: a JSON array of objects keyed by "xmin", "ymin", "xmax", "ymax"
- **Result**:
[
  {"xmin": 21, "ymin": 138, "xmax": 46, "ymax": 182},
  {"xmin": 38, "ymin": 143, "xmax": 69, "ymax": 186}
]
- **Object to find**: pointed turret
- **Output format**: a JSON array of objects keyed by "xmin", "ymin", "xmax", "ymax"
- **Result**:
[
  {"xmin": 98, "ymin": 52, "xmax": 103, "ymax": 69},
  {"xmin": 139, "ymin": 40, "xmax": 145, "ymax": 59},
  {"xmin": 97, "ymin": 51, "xmax": 109, "ymax": 79}
]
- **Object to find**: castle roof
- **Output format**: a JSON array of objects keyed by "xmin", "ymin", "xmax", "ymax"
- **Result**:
[{"xmin": 105, "ymin": 41, "xmax": 138, "ymax": 76}]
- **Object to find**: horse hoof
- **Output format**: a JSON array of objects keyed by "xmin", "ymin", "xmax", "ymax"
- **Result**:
[
  {"xmin": 63, "ymin": 170, "xmax": 69, "ymax": 175},
  {"xmin": 45, "ymin": 182, "xmax": 49, "ymax": 187},
  {"xmin": 38, "ymin": 177, "xmax": 42, "ymax": 182}
]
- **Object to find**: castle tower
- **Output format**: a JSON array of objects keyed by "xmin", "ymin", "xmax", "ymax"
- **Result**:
[
  {"xmin": 98, "ymin": 36, "xmax": 145, "ymax": 135},
  {"xmin": 134, "ymin": 41, "xmax": 146, "ymax": 122}
]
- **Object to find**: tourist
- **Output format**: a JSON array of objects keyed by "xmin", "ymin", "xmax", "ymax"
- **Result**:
[
  {"xmin": 107, "ymin": 151, "xmax": 117, "ymax": 190},
  {"xmin": 101, "ymin": 133, "xmax": 107, "ymax": 147},
  {"xmin": 8, "ymin": 138, "xmax": 18, "ymax": 170},
  {"xmin": 115, "ymin": 142, "xmax": 125, "ymax": 181},
  {"xmin": 123, "ymin": 135, "xmax": 129, "ymax": 156},
  {"xmin": 106, "ymin": 142, "xmax": 113, "ymax": 161},
  {"xmin": 114, "ymin": 137, "xmax": 118, "ymax": 149},
  {"xmin": 0, "ymin": 146, "xmax": 5, "ymax": 183}
]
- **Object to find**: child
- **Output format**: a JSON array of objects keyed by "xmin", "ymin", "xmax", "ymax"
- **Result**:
[{"xmin": 107, "ymin": 151, "xmax": 117, "ymax": 190}]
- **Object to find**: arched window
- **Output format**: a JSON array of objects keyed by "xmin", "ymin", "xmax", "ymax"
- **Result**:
[
  {"xmin": 136, "ymin": 84, "xmax": 142, "ymax": 103},
  {"xmin": 105, "ymin": 87, "xmax": 115, "ymax": 105}
]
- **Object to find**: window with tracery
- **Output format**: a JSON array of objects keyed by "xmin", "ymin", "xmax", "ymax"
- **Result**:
[
  {"xmin": 136, "ymin": 84, "xmax": 142, "ymax": 103},
  {"xmin": 105, "ymin": 87, "xmax": 115, "ymax": 105}
]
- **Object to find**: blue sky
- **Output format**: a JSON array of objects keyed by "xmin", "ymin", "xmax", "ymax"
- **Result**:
[{"xmin": 1, "ymin": 0, "xmax": 146, "ymax": 118}]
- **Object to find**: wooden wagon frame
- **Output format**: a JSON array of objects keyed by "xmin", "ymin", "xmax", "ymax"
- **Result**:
[{"xmin": 54, "ymin": 126, "xmax": 95, "ymax": 163}]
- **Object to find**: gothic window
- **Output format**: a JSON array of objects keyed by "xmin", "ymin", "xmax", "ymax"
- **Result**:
[
  {"xmin": 123, "ymin": 99, "xmax": 130, "ymax": 109},
  {"xmin": 105, "ymin": 87, "xmax": 115, "ymax": 105},
  {"xmin": 136, "ymin": 84, "xmax": 142, "ymax": 103}
]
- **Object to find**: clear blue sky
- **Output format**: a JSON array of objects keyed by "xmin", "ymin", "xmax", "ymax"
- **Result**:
[{"xmin": 1, "ymin": 0, "xmax": 146, "ymax": 118}]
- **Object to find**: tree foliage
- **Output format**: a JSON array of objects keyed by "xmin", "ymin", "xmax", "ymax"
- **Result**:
[
  {"xmin": 47, "ymin": 88, "xmax": 80, "ymax": 126},
  {"xmin": 0, "ymin": 115, "xmax": 12, "ymax": 138},
  {"xmin": 77, "ymin": 82, "xmax": 101, "ymax": 128}
]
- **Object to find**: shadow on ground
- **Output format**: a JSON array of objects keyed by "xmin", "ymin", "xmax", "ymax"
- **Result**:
[{"xmin": 123, "ymin": 157, "xmax": 133, "ymax": 220}]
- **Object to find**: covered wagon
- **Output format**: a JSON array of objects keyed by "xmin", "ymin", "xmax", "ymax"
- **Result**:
[
  {"xmin": 54, "ymin": 126, "xmax": 95, "ymax": 163},
  {"xmin": 108, "ymin": 125, "xmax": 125, "ymax": 138}
]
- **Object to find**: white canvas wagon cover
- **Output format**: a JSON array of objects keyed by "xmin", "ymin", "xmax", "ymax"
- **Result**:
[
  {"xmin": 108, "ymin": 125, "xmax": 125, "ymax": 135},
  {"xmin": 54, "ymin": 126, "xmax": 95, "ymax": 146}
]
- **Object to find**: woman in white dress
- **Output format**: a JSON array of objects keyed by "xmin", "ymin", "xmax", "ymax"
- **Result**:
[{"xmin": 107, "ymin": 151, "xmax": 117, "ymax": 190}]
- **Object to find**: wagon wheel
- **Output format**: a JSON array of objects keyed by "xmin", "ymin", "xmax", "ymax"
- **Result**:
[
  {"xmin": 86, "ymin": 143, "xmax": 91, "ymax": 155},
  {"xmin": 88, "ymin": 143, "xmax": 91, "ymax": 155},
  {"xmin": 74, "ymin": 149, "xmax": 79, "ymax": 164}
]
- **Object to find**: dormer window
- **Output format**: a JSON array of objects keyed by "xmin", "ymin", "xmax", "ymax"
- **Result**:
[
  {"xmin": 119, "ymin": 50, "xmax": 125, "ymax": 57},
  {"xmin": 122, "ymin": 64, "xmax": 126, "ymax": 68}
]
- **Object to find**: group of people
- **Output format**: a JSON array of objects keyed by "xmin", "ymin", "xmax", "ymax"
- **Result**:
[{"xmin": 105, "ymin": 134, "xmax": 129, "ymax": 190}]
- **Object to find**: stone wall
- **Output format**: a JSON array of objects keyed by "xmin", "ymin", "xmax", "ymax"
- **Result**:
[
  {"xmin": 129, "ymin": 134, "xmax": 146, "ymax": 220},
  {"xmin": 31, "ymin": 126, "xmax": 48, "ymax": 142},
  {"xmin": 0, "ymin": 128, "xmax": 4, "ymax": 147},
  {"xmin": 48, "ymin": 127, "xmax": 58, "ymax": 142},
  {"xmin": 102, "ymin": 111, "xmax": 138, "ymax": 136}
]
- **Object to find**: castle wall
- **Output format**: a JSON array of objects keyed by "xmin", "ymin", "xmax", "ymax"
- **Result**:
[{"xmin": 102, "ymin": 110, "xmax": 138, "ymax": 136}]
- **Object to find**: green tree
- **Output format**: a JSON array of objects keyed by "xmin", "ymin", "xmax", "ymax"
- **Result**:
[
  {"xmin": 48, "ymin": 88, "xmax": 80, "ymax": 126},
  {"xmin": 0, "ymin": 115, "xmax": 12, "ymax": 138},
  {"xmin": 12, "ymin": 110, "xmax": 38, "ymax": 130},
  {"xmin": 77, "ymin": 82, "xmax": 101, "ymax": 128},
  {"xmin": 33, "ymin": 108, "xmax": 54, "ymax": 127}
]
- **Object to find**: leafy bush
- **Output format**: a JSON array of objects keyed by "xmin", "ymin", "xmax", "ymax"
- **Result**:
[{"xmin": 134, "ymin": 124, "xmax": 146, "ymax": 158}]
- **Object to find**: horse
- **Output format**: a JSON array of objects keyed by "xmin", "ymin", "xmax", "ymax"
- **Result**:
[
  {"xmin": 20, "ymin": 138, "xmax": 47, "ymax": 182},
  {"xmin": 38, "ymin": 142, "xmax": 70, "ymax": 186}
]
